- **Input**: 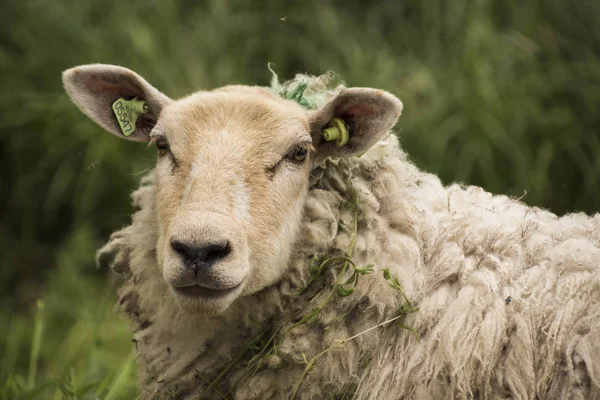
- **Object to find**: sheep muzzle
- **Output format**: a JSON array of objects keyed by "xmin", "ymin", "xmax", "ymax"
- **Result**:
[{"xmin": 161, "ymin": 210, "xmax": 250, "ymax": 314}]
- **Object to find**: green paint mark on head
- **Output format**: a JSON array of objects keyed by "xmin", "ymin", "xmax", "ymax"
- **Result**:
[{"xmin": 266, "ymin": 64, "xmax": 343, "ymax": 110}]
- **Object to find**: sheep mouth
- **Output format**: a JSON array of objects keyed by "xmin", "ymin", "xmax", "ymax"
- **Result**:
[{"xmin": 173, "ymin": 283, "xmax": 242, "ymax": 299}]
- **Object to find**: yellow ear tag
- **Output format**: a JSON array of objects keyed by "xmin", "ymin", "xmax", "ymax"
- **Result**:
[
  {"xmin": 322, "ymin": 118, "xmax": 349, "ymax": 147},
  {"xmin": 112, "ymin": 98, "xmax": 149, "ymax": 136}
]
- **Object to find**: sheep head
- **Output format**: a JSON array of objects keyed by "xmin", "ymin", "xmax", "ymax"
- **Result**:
[{"xmin": 62, "ymin": 64, "xmax": 403, "ymax": 315}]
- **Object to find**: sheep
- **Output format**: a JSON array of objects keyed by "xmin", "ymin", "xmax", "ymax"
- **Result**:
[{"xmin": 63, "ymin": 64, "xmax": 600, "ymax": 400}]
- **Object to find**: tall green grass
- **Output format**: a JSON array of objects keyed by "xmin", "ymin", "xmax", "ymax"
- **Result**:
[
  {"xmin": 1, "ymin": 227, "xmax": 137, "ymax": 399},
  {"xmin": 1, "ymin": 0, "xmax": 599, "ymax": 398}
]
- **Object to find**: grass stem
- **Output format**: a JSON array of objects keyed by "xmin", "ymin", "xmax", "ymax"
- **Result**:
[{"xmin": 27, "ymin": 300, "xmax": 45, "ymax": 390}]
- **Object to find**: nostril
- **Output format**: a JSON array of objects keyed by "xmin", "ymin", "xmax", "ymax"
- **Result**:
[
  {"xmin": 171, "ymin": 239, "xmax": 194, "ymax": 259},
  {"xmin": 170, "ymin": 238, "xmax": 231, "ymax": 268},
  {"xmin": 200, "ymin": 241, "xmax": 231, "ymax": 264}
]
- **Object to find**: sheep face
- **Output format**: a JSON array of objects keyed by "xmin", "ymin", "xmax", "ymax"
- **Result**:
[
  {"xmin": 152, "ymin": 89, "xmax": 312, "ymax": 314},
  {"xmin": 62, "ymin": 64, "xmax": 403, "ymax": 315}
]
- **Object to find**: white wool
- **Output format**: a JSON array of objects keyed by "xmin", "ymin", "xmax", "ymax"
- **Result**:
[{"xmin": 98, "ymin": 135, "xmax": 600, "ymax": 400}]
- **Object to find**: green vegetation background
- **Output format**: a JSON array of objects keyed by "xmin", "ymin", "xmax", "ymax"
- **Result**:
[{"xmin": 1, "ymin": 0, "xmax": 599, "ymax": 398}]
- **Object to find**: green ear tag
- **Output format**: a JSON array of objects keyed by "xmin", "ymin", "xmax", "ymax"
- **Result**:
[
  {"xmin": 322, "ymin": 117, "xmax": 349, "ymax": 147},
  {"xmin": 112, "ymin": 98, "xmax": 149, "ymax": 136}
]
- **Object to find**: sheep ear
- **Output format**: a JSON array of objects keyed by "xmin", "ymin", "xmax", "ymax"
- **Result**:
[
  {"xmin": 309, "ymin": 88, "xmax": 403, "ymax": 164},
  {"xmin": 62, "ymin": 64, "xmax": 172, "ymax": 142}
]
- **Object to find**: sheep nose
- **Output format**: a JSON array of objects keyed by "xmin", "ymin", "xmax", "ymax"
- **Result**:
[{"xmin": 170, "ymin": 239, "xmax": 231, "ymax": 270}]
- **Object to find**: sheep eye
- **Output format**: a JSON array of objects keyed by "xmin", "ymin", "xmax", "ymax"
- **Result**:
[
  {"xmin": 155, "ymin": 138, "xmax": 170, "ymax": 156},
  {"xmin": 266, "ymin": 144, "xmax": 310, "ymax": 176},
  {"xmin": 288, "ymin": 147, "xmax": 308, "ymax": 162}
]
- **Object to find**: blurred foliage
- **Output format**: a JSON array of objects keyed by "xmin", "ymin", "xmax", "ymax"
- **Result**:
[
  {"xmin": 1, "ymin": 226, "xmax": 137, "ymax": 399},
  {"xmin": 1, "ymin": 0, "xmax": 599, "ymax": 398}
]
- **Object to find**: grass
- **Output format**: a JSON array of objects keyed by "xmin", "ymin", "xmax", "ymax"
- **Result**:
[
  {"xmin": 0, "ymin": 227, "xmax": 137, "ymax": 399},
  {"xmin": 1, "ymin": 0, "xmax": 600, "ymax": 398},
  {"xmin": 1, "ymin": 273, "xmax": 137, "ymax": 400},
  {"xmin": 1, "ymin": 286, "xmax": 137, "ymax": 400}
]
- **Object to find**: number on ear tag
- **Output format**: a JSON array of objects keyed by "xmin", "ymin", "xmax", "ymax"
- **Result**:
[{"xmin": 112, "ymin": 98, "xmax": 149, "ymax": 136}]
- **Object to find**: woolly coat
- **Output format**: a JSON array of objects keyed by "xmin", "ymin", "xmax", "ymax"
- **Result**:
[{"xmin": 99, "ymin": 134, "xmax": 600, "ymax": 400}]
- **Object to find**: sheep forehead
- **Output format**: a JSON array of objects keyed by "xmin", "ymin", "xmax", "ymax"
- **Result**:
[
  {"xmin": 157, "ymin": 88, "xmax": 310, "ymax": 160},
  {"xmin": 152, "ymin": 88, "xmax": 312, "ymax": 226}
]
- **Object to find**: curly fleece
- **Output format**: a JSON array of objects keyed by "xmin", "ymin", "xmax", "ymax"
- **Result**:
[{"xmin": 98, "ymin": 97, "xmax": 600, "ymax": 400}]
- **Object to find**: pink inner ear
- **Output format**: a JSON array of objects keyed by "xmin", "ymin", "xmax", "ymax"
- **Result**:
[
  {"xmin": 86, "ymin": 80, "xmax": 140, "ymax": 99},
  {"xmin": 343, "ymin": 104, "xmax": 377, "ymax": 117}
]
